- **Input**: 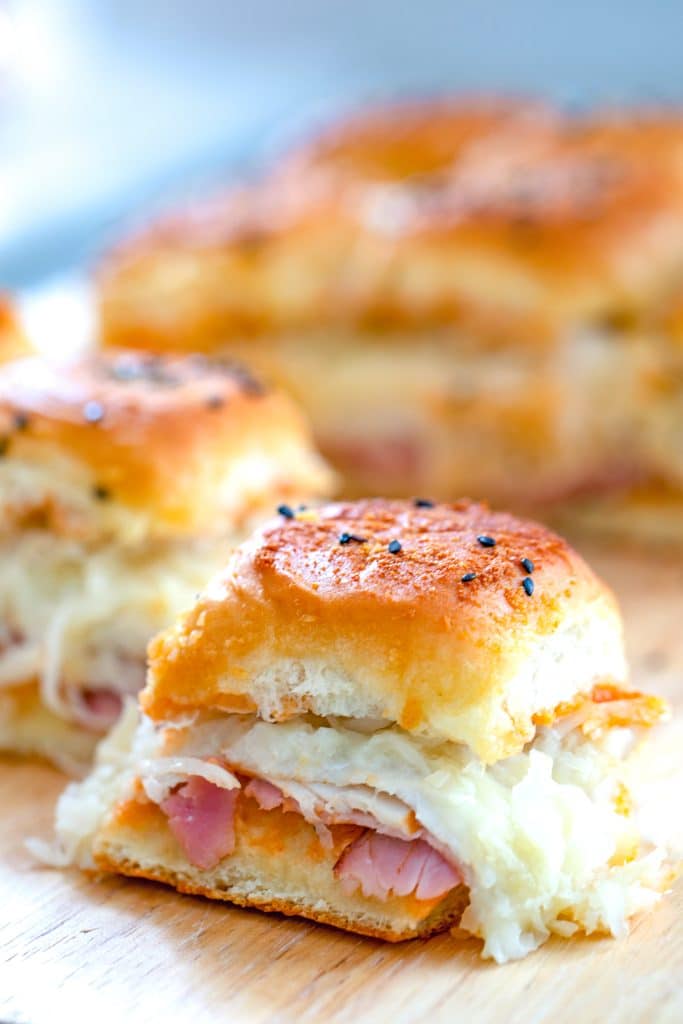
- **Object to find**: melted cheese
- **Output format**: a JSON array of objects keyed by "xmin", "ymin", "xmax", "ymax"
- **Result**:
[
  {"xmin": 0, "ymin": 531, "xmax": 229, "ymax": 722},
  {"xmin": 47, "ymin": 710, "xmax": 679, "ymax": 962},
  {"xmin": 0, "ymin": 453, "xmax": 330, "ymax": 546}
]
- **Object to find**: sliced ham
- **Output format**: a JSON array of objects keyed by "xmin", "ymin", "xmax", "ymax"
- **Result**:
[
  {"xmin": 244, "ymin": 777, "xmax": 417, "ymax": 839},
  {"xmin": 243, "ymin": 777, "xmax": 302, "ymax": 816},
  {"xmin": 244, "ymin": 777, "xmax": 333, "ymax": 847},
  {"xmin": 335, "ymin": 832, "xmax": 462, "ymax": 902},
  {"xmin": 69, "ymin": 688, "xmax": 124, "ymax": 731},
  {"xmin": 159, "ymin": 768, "xmax": 462, "ymax": 900},
  {"xmin": 161, "ymin": 776, "xmax": 239, "ymax": 870},
  {"xmin": 244, "ymin": 777, "xmax": 286, "ymax": 811},
  {"xmin": 83, "ymin": 688, "xmax": 124, "ymax": 723}
]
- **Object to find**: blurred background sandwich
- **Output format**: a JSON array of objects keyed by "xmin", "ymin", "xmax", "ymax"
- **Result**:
[{"xmin": 96, "ymin": 100, "xmax": 683, "ymax": 535}]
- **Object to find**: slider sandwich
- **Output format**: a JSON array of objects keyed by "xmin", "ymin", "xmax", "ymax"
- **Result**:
[
  {"xmin": 96, "ymin": 100, "xmax": 683, "ymax": 535},
  {"xmin": 47, "ymin": 499, "xmax": 678, "ymax": 961},
  {"xmin": 0, "ymin": 351, "xmax": 332, "ymax": 766}
]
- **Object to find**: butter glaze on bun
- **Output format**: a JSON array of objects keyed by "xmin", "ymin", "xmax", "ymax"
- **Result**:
[
  {"xmin": 0, "ymin": 350, "xmax": 333, "ymax": 543},
  {"xmin": 146, "ymin": 498, "xmax": 626, "ymax": 762},
  {"xmin": 99, "ymin": 100, "xmax": 683, "ymax": 342}
]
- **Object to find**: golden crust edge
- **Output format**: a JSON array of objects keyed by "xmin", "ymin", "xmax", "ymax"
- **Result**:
[{"xmin": 91, "ymin": 845, "xmax": 469, "ymax": 942}]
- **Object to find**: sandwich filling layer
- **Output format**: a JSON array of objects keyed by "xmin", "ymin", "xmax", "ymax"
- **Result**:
[
  {"xmin": 224, "ymin": 325, "xmax": 659, "ymax": 505},
  {"xmin": 48, "ymin": 690, "xmax": 675, "ymax": 962},
  {"xmin": 0, "ymin": 532, "xmax": 228, "ymax": 732}
]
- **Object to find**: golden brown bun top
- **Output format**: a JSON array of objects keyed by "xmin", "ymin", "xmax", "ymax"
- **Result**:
[
  {"xmin": 282, "ymin": 99, "xmax": 683, "ymax": 202},
  {"xmin": 102, "ymin": 98, "xmax": 683, "ymax": 337},
  {"xmin": 145, "ymin": 499, "xmax": 626, "ymax": 761},
  {"xmin": 277, "ymin": 97, "xmax": 554, "ymax": 186},
  {"xmin": 0, "ymin": 350, "xmax": 332, "ymax": 539},
  {"xmin": 236, "ymin": 497, "xmax": 581, "ymax": 617},
  {"xmin": 115, "ymin": 99, "xmax": 554, "ymax": 246}
]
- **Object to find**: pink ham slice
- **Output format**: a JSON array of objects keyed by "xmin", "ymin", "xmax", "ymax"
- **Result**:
[
  {"xmin": 69, "ymin": 688, "xmax": 124, "ymax": 732},
  {"xmin": 335, "ymin": 832, "xmax": 462, "ymax": 902},
  {"xmin": 244, "ymin": 777, "xmax": 286, "ymax": 811},
  {"xmin": 184, "ymin": 773, "xmax": 461, "ymax": 899},
  {"xmin": 161, "ymin": 777, "xmax": 239, "ymax": 870},
  {"xmin": 245, "ymin": 776, "xmax": 462, "ymax": 900},
  {"xmin": 82, "ymin": 689, "xmax": 123, "ymax": 724},
  {"xmin": 244, "ymin": 779, "xmax": 410, "ymax": 835}
]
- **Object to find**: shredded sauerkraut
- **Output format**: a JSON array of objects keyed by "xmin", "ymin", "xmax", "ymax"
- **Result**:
[{"xmin": 0, "ymin": 531, "xmax": 228, "ymax": 726}]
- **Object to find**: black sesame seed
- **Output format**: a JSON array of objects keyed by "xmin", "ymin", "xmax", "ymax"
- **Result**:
[
  {"xmin": 13, "ymin": 412, "xmax": 29, "ymax": 431},
  {"xmin": 388, "ymin": 539, "xmax": 402, "ymax": 554},
  {"xmin": 522, "ymin": 577, "xmax": 535, "ymax": 596},
  {"xmin": 0, "ymin": 437, "xmax": 8, "ymax": 457},
  {"xmin": 277, "ymin": 504, "xmax": 295, "ymax": 519},
  {"xmin": 92, "ymin": 485, "xmax": 111, "ymax": 501},
  {"xmin": 461, "ymin": 572, "xmax": 477, "ymax": 583},
  {"xmin": 477, "ymin": 535, "xmax": 496, "ymax": 548},
  {"xmin": 413, "ymin": 498, "xmax": 434, "ymax": 508},
  {"xmin": 206, "ymin": 395, "xmax": 225, "ymax": 410},
  {"xmin": 83, "ymin": 400, "xmax": 104, "ymax": 424},
  {"xmin": 339, "ymin": 532, "xmax": 366, "ymax": 545},
  {"xmin": 521, "ymin": 557, "xmax": 535, "ymax": 574}
]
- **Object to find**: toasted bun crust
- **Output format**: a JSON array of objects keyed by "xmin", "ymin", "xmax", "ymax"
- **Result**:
[
  {"xmin": 0, "ymin": 350, "xmax": 332, "ymax": 541},
  {"xmin": 99, "ymin": 99, "xmax": 683, "ymax": 348},
  {"xmin": 93, "ymin": 790, "xmax": 468, "ymax": 941},
  {"xmin": 145, "ymin": 499, "xmax": 626, "ymax": 762}
]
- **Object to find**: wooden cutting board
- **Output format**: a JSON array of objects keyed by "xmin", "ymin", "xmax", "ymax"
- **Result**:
[{"xmin": 1, "ymin": 543, "xmax": 681, "ymax": 1024}]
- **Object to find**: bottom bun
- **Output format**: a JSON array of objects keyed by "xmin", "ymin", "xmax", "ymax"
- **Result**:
[
  {"xmin": 0, "ymin": 681, "xmax": 98, "ymax": 771},
  {"xmin": 93, "ymin": 791, "xmax": 469, "ymax": 942}
]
